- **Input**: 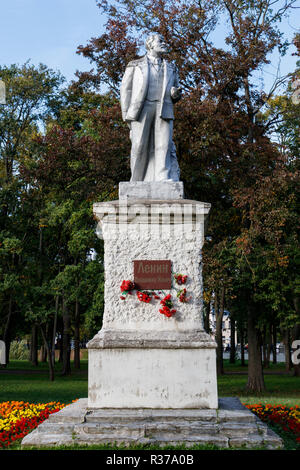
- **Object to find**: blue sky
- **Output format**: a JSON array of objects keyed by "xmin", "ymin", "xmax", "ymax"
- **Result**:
[
  {"xmin": 0, "ymin": 0, "xmax": 104, "ymax": 83},
  {"xmin": 0, "ymin": 0, "xmax": 298, "ymax": 93}
]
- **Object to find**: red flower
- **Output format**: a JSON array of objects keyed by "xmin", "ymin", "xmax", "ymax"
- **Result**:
[
  {"xmin": 159, "ymin": 294, "xmax": 176, "ymax": 317},
  {"xmin": 159, "ymin": 305, "xmax": 176, "ymax": 317},
  {"xmin": 160, "ymin": 294, "xmax": 172, "ymax": 308},
  {"xmin": 245, "ymin": 404, "xmax": 300, "ymax": 447},
  {"xmin": 120, "ymin": 280, "xmax": 135, "ymax": 293},
  {"xmin": 174, "ymin": 274, "xmax": 188, "ymax": 285},
  {"xmin": 178, "ymin": 288, "xmax": 191, "ymax": 303},
  {"xmin": 137, "ymin": 291, "xmax": 151, "ymax": 303}
]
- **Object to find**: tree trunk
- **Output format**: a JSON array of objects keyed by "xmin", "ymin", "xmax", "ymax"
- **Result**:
[
  {"xmin": 51, "ymin": 296, "xmax": 59, "ymax": 366},
  {"xmin": 203, "ymin": 292, "xmax": 211, "ymax": 334},
  {"xmin": 40, "ymin": 325, "xmax": 54, "ymax": 381},
  {"xmin": 203, "ymin": 301, "xmax": 210, "ymax": 334},
  {"xmin": 41, "ymin": 344, "xmax": 47, "ymax": 362},
  {"xmin": 30, "ymin": 324, "xmax": 38, "ymax": 366},
  {"xmin": 282, "ymin": 329, "xmax": 292, "ymax": 371},
  {"xmin": 263, "ymin": 326, "xmax": 271, "ymax": 369},
  {"xmin": 215, "ymin": 287, "xmax": 225, "ymax": 375},
  {"xmin": 3, "ymin": 294, "xmax": 13, "ymax": 365},
  {"xmin": 74, "ymin": 298, "xmax": 80, "ymax": 369},
  {"xmin": 240, "ymin": 324, "xmax": 246, "ymax": 366},
  {"xmin": 272, "ymin": 324, "xmax": 277, "ymax": 364},
  {"xmin": 246, "ymin": 303, "xmax": 265, "ymax": 393},
  {"xmin": 61, "ymin": 296, "xmax": 71, "ymax": 376},
  {"xmin": 229, "ymin": 315, "xmax": 236, "ymax": 364},
  {"xmin": 58, "ymin": 327, "xmax": 63, "ymax": 363}
]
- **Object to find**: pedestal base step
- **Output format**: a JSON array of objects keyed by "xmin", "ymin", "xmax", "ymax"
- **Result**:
[
  {"xmin": 119, "ymin": 181, "xmax": 184, "ymax": 200},
  {"xmin": 21, "ymin": 398, "xmax": 283, "ymax": 449}
]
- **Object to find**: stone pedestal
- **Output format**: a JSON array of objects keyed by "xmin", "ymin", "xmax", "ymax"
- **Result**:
[
  {"xmin": 88, "ymin": 195, "xmax": 218, "ymax": 409},
  {"xmin": 20, "ymin": 187, "xmax": 284, "ymax": 449},
  {"xmin": 119, "ymin": 181, "xmax": 184, "ymax": 200}
]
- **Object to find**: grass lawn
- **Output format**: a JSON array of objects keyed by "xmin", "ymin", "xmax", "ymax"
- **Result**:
[
  {"xmin": 0, "ymin": 358, "xmax": 299, "ymax": 406},
  {"xmin": 0, "ymin": 358, "xmax": 299, "ymax": 450},
  {"xmin": 219, "ymin": 360, "xmax": 300, "ymax": 407},
  {"xmin": 0, "ymin": 360, "xmax": 88, "ymax": 404}
]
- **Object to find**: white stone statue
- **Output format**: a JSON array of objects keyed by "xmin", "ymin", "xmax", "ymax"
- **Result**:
[{"xmin": 120, "ymin": 34, "xmax": 182, "ymax": 182}]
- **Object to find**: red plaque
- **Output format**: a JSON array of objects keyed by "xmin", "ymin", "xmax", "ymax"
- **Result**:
[{"xmin": 134, "ymin": 260, "xmax": 172, "ymax": 290}]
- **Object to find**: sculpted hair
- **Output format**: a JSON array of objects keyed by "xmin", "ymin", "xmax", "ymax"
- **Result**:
[{"xmin": 145, "ymin": 33, "xmax": 161, "ymax": 51}]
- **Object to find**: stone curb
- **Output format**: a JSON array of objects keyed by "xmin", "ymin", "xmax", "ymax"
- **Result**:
[{"xmin": 21, "ymin": 397, "xmax": 283, "ymax": 449}]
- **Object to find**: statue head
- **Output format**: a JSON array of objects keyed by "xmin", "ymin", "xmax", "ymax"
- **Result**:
[{"xmin": 145, "ymin": 34, "xmax": 168, "ymax": 56}]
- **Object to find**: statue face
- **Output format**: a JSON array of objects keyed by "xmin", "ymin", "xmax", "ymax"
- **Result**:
[{"xmin": 149, "ymin": 35, "xmax": 168, "ymax": 55}]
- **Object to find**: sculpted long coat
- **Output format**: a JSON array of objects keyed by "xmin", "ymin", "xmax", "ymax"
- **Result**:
[{"xmin": 120, "ymin": 55, "xmax": 180, "ymax": 122}]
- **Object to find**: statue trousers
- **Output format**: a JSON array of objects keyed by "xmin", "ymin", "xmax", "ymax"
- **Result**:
[{"xmin": 130, "ymin": 100, "xmax": 173, "ymax": 181}]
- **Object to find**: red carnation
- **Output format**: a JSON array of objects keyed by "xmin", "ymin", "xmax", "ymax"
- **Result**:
[
  {"xmin": 159, "ymin": 305, "xmax": 176, "ymax": 317},
  {"xmin": 120, "ymin": 280, "xmax": 135, "ymax": 293},
  {"xmin": 137, "ymin": 291, "xmax": 151, "ymax": 303},
  {"xmin": 178, "ymin": 288, "xmax": 191, "ymax": 303},
  {"xmin": 174, "ymin": 274, "xmax": 188, "ymax": 285},
  {"xmin": 160, "ymin": 294, "xmax": 172, "ymax": 308}
]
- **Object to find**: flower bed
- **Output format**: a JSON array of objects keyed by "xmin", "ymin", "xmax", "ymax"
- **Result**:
[
  {"xmin": 0, "ymin": 401, "xmax": 67, "ymax": 448},
  {"xmin": 244, "ymin": 403, "xmax": 300, "ymax": 449},
  {"xmin": 1, "ymin": 400, "xmax": 299, "ymax": 449}
]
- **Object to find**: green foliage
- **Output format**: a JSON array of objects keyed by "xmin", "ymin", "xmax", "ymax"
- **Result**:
[
  {"xmin": 0, "ymin": 62, "xmax": 64, "ymax": 181},
  {"xmin": 0, "ymin": 2, "xmax": 299, "ymax": 388}
]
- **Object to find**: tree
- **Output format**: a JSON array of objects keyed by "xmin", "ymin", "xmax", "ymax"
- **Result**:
[
  {"xmin": 74, "ymin": 0, "xmax": 298, "ymax": 391},
  {"xmin": 0, "ymin": 63, "xmax": 63, "ymax": 364},
  {"xmin": 0, "ymin": 62, "xmax": 63, "ymax": 182},
  {"xmin": 19, "ymin": 117, "xmax": 108, "ymax": 376}
]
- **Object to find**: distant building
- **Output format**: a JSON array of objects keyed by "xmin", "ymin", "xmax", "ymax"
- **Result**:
[{"xmin": 209, "ymin": 310, "xmax": 237, "ymax": 350}]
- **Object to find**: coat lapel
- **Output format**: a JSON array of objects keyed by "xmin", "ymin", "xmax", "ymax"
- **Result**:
[{"xmin": 139, "ymin": 55, "xmax": 149, "ymax": 93}]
